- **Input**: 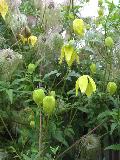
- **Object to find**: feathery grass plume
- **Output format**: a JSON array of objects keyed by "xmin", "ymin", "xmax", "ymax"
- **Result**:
[
  {"xmin": 80, "ymin": 134, "xmax": 101, "ymax": 160},
  {"xmin": 0, "ymin": 49, "xmax": 22, "ymax": 80}
]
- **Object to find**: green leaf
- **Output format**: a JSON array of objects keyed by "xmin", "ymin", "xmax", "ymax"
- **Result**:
[
  {"xmin": 105, "ymin": 144, "xmax": 120, "ymax": 151},
  {"xmin": 97, "ymin": 110, "xmax": 113, "ymax": 120},
  {"xmin": 6, "ymin": 89, "xmax": 13, "ymax": 104},
  {"xmin": 110, "ymin": 123, "xmax": 117, "ymax": 135}
]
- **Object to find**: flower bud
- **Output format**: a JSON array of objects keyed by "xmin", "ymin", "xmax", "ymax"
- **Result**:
[
  {"xmin": 30, "ymin": 121, "xmax": 35, "ymax": 128},
  {"xmin": 107, "ymin": 82, "xmax": 117, "ymax": 95},
  {"xmin": 28, "ymin": 63, "xmax": 36, "ymax": 74},
  {"xmin": 50, "ymin": 91, "xmax": 55, "ymax": 97},
  {"xmin": 90, "ymin": 63, "xmax": 96, "ymax": 74},
  {"xmin": 33, "ymin": 89, "xmax": 45, "ymax": 106},
  {"xmin": 43, "ymin": 96, "xmax": 56, "ymax": 116},
  {"xmin": 98, "ymin": 7, "xmax": 104, "ymax": 17},
  {"xmin": 98, "ymin": 0, "xmax": 103, "ymax": 6},
  {"xmin": 73, "ymin": 19, "xmax": 85, "ymax": 37},
  {"xmin": 105, "ymin": 37, "xmax": 114, "ymax": 47}
]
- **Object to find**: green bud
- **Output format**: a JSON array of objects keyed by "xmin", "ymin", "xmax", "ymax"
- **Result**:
[
  {"xmin": 98, "ymin": 7, "xmax": 104, "ymax": 17},
  {"xmin": 30, "ymin": 121, "xmax": 35, "ymax": 128},
  {"xmin": 50, "ymin": 91, "xmax": 56, "ymax": 97},
  {"xmin": 105, "ymin": 37, "xmax": 114, "ymax": 47},
  {"xmin": 107, "ymin": 82, "xmax": 117, "ymax": 95},
  {"xmin": 33, "ymin": 89, "xmax": 45, "ymax": 106},
  {"xmin": 73, "ymin": 19, "xmax": 85, "ymax": 37},
  {"xmin": 28, "ymin": 63, "xmax": 36, "ymax": 74},
  {"xmin": 98, "ymin": 0, "xmax": 103, "ymax": 6},
  {"xmin": 90, "ymin": 63, "xmax": 96, "ymax": 74},
  {"xmin": 43, "ymin": 96, "xmax": 56, "ymax": 116},
  {"xmin": 28, "ymin": 114, "xmax": 34, "ymax": 121}
]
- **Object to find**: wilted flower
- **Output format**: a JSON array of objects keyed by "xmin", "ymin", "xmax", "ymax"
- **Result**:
[
  {"xmin": 59, "ymin": 44, "xmax": 79, "ymax": 67},
  {"xmin": 76, "ymin": 75, "xmax": 96, "ymax": 97},
  {"xmin": 0, "ymin": 0, "xmax": 8, "ymax": 19}
]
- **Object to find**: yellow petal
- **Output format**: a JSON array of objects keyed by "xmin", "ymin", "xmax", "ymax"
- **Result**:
[
  {"xmin": 88, "ymin": 76, "xmax": 96, "ymax": 92},
  {"xmin": 85, "ymin": 82, "xmax": 93, "ymax": 97},
  {"xmin": 67, "ymin": 51, "xmax": 76, "ymax": 67},
  {"xmin": 64, "ymin": 45, "xmax": 74, "ymax": 63},
  {"xmin": 59, "ymin": 46, "xmax": 65, "ymax": 64},
  {"xmin": 0, "ymin": 0, "xmax": 8, "ymax": 20},
  {"xmin": 75, "ymin": 80, "xmax": 79, "ymax": 96},
  {"xmin": 19, "ymin": 34, "xmax": 27, "ymax": 44},
  {"xmin": 78, "ymin": 75, "xmax": 88, "ymax": 93},
  {"xmin": 28, "ymin": 36, "xmax": 37, "ymax": 46}
]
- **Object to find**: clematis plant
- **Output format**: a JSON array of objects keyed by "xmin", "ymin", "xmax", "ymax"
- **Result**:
[
  {"xmin": 0, "ymin": 0, "xmax": 8, "ymax": 20},
  {"xmin": 59, "ymin": 44, "xmax": 79, "ymax": 67},
  {"xmin": 75, "ymin": 75, "xmax": 96, "ymax": 97}
]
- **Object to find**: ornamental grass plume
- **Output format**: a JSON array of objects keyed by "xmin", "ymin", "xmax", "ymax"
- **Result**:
[{"xmin": 0, "ymin": 49, "xmax": 22, "ymax": 80}]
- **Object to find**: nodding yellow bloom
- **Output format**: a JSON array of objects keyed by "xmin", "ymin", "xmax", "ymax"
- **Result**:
[
  {"xmin": 19, "ymin": 34, "xmax": 28, "ymax": 44},
  {"xmin": 0, "ymin": 0, "xmax": 8, "ymax": 20},
  {"xmin": 59, "ymin": 44, "xmax": 79, "ymax": 67},
  {"xmin": 28, "ymin": 36, "xmax": 37, "ymax": 46},
  {"xmin": 73, "ymin": 19, "xmax": 85, "ymax": 36},
  {"xmin": 19, "ymin": 34, "xmax": 37, "ymax": 46},
  {"xmin": 75, "ymin": 75, "xmax": 96, "ymax": 97}
]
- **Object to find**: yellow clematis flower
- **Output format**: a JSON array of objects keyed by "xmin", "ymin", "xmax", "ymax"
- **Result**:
[
  {"xmin": 75, "ymin": 75, "xmax": 96, "ymax": 97},
  {"xmin": 28, "ymin": 35, "xmax": 37, "ymax": 46},
  {"xmin": 73, "ymin": 19, "xmax": 85, "ymax": 36},
  {"xmin": 0, "ymin": 0, "xmax": 8, "ymax": 20},
  {"xmin": 19, "ymin": 34, "xmax": 28, "ymax": 44},
  {"xmin": 59, "ymin": 44, "xmax": 79, "ymax": 67}
]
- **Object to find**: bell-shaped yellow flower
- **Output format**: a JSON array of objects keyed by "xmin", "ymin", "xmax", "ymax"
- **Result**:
[
  {"xmin": 59, "ymin": 44, "xmax": 79, "ymax": 67},
  {"xmin": 76, "ymin": 75, "xmax": 96, "ymax": 97},
  {"xmin": 73, "ymin": 19, "xmax": 85, "ymax": 36},
  {"xmin": 28, "ymin": 36, "xmax": 37, "ymax": 46},
  {"xmin": 0, "ymin": 0, "xmax": 8, "ymax": 20},
  {"xmin": 19, "ymin": 34, "xmax": 28, "ymax": 44}
]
